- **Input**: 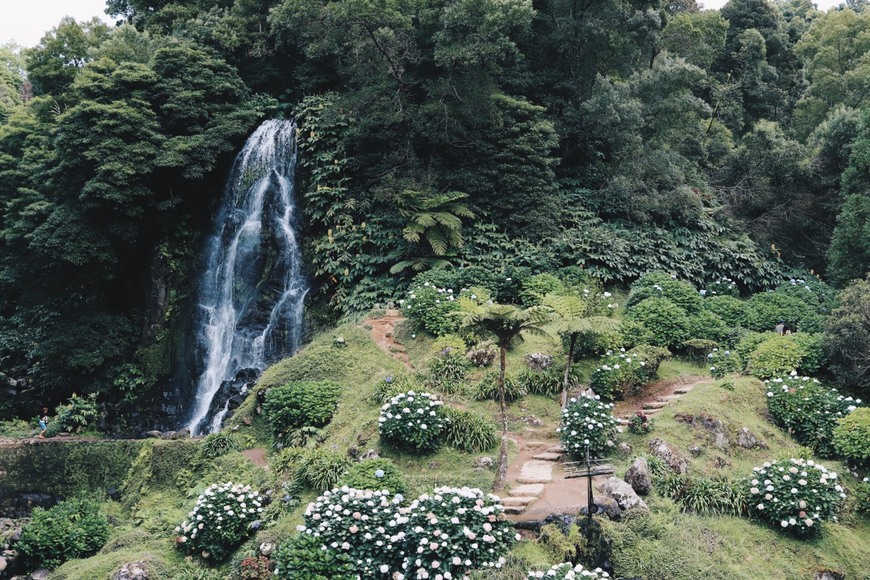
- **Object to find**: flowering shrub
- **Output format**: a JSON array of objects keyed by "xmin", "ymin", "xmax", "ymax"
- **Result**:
[
  {"xmin": 264, "ymin": 380, "xmax": 344, "ymax": 435},
  {"xmin": 240, "ymin": 555, "xmax": 272, "ymax": 580},
  {"xmin": 295, "ymin": 487, "xmax": 403, "ymax": 577},
  {"xmin": 558, "ymin": 395, "xmax": 618, "ymax": 459},
  {"xmin": 628, "ymin": 411, "xmax": 653, "ymax": 435},
  {"xmin": 626, "ymin": 271, "xmax": 702, "ymax": 313},
  {"xmin": 589, "ymin": 349, "xmax": 648, "ymax": 400},
  {"xmin": 402, "ymin": 283, "xmax": 460, "ymax": 336},
  {"xmin": 175, "ymin": 482, "xmax": 265, "ymax": 561},
  {"xmin": 527, "ymin": 562, "xmax": 611, "ymax": 579},
  {"xmin": 273, "ymin": 533, "xmax": 356, "ymax": 580},
  {"xmin": 702, "ymin": 295, "xmax": 745, "ymax": 328},
  {"xmin": 707, "ymin": 348, "xmax": 741, "ymax": 378},
  {"xmin": 832, "ymin": 408, "xmax": 870, "ymax": 464},
  {"xmin": 337, "ymin": 458, "xmax": 407, "ymax": 494},
  {"xmin": 703, "ymin": 276, "xmax": 739, "ymax": 297},
  {"xmin": 766, "ymin": 374, "xmax": 861, "ymax": 456},
  {"xmin": 746, "ymin": 458, "xmax": 846, "ymax": 535},
  {"xmin": 746, "ymin": 334, "xmax": 825, "ymax": 379},
  {"xmin": 379, "ymin": 391, "xmax": 447, "ymax": 452},
  {"xmin": 399, "ymin": 486, "xmax": 517, "ymax": 579}
]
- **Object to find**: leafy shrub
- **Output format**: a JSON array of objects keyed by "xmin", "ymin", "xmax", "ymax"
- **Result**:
[
  {"xmin": 558, "ymin": 395, "xmax": 618, "ymax": 459},
  {"xmin": 466, "ymin": 340, "xmax": 497, "ymax": 367},
  {"xmin": 661, "ymin": 475, "xmax": 746, "ymax": 516},
  {"xmin": 790, "ymin": 332, "xmax": 828, "ymax": 374},
  {"xmin": 624, "ymin": 297, "xmax": 691, "ymax": 348},
  {"xmin": 475, "ymin": 372, "xmax": 527, "ymax": 403},
  {"xmin": 515, "ymin": 367, "xmax": 564, "ymax": 397},
  {"xmin": 702, "ymin": 276, "xmax": 739, "ymax": 297},
  {"xmin": 627, "ymin": 344, "xmax": 669, "ymax": 378},
  {"xmin": 707, "ymin": 348, "xmax": 741, "ymax": 378},
  {"xmin": 337, "ymin": 458, "xmax": 407, "ymax": 494},
  {"xmin": 854, "ymin": 479, "xmax": 870, "ymax": 515},
  {"xmin": 175, "ymin": 482, "xmax": 264, "ymax": 561},
  {"xmin": 743, "ymin": 291, "xmax": 813, "ymax": 333},
  {"xmin": 627, "ymin": 272, "xmax": 702, "ymax": 314},
  {"xmin": 520, "ymin": 273, "xmax": 565, "ymax": 306},
  {"xmin": 442, "ymin": 407, "xmax": 499, "ymax": 452},
  {"xmin": 201, "ymin": 432, "xmax": 240, "ymax": 459},
  {"xmin": 570, "ymin": 327, "xmax": 625, "ymax": 359},
  {"xmin": 295, "ymin": 487, "xmax": 403, "ymax": 577},
  {"xmin": 528, "ymin": 563, "xmax": 610, "ymax": 579},
  {"xmin": 402, "ymin": 283, "xmax": 460, "ymax": 336},
  {"xmin": 746, "ymin": 335, "xmax": 806, "ymax": 379},
  {"xmin": 825, "ymin": 278, "xmax": 870, "ymax": 397},
  {"xmin": 832, "ymin": 408, "xmax": 870, "ymax": 464},
  {"xmin": 432, "ymin": 333, "xmax": 468, "ymax": 355},
  {"xmin": 53, "ymin": 393, "xmax": 100, "ymax": 434},
  {"xmin": 240, "ymin": 556, "xmax": 272, "ymax": 580},
  {"xmin": 271, "ymin": 447, "xmax": 352, "ymax": 491},
  {"xmin": 735, "ymin": 331, "xmax": 775, "ymax": 363},
  {"xmin": 746, "ymin": 458, "xmax": 846, "ymax": 535},
  {"xmin": 765, "ymin": 374, "xmax": 862, "ymax": 456},
  {"xmin": 683, "ymin": 338, "xmax": 719, "ymax": 362},
  {"xmin": 424, "ymin": 350, "xmax": 470, "ymax": 394},
  {"xmin": 379, "ymin": 390, "xmax": 447, "ymax": 452},
  {"xmin": 17, "ymin": 497, "xmax": 109, "ymax": 569},
  {"xmin": 628, "ymin": 411, "xmax": 653, "ymax": 435},
  {"xmin": 589, "ymin": 350, "xmax": 650, "ymax": 401},
  {"xmin": 685, "ymin": 310, "xmax": 732, "ymax": 344},
  {"xmin": 702, "ymin": 295, "xmax": 745, "ymax": 327},
  {"xmin": 399, "ymin": 487, "xmax": 517, "ymax": 579},
  {"xmin": 264, "ymin": 380, "xmax": 343, "ymax": 437},
  {"xmin": 273, "ymin": 533, "xmax": 356, "ymax": 580},
  {"xmin": 371, "ymin": 374, "xmax": 416, "ymax": 404}
]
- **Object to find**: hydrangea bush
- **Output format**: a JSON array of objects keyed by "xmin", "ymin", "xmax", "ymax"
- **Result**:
[
  {"xmin": 175, "ymin": 482, "xmax": 264, "ymax": 560},
  {"xmin": 589, "ymin": 349, "xmax": 648, "ymax": 400},
  {"xmin": 399, "ymin": 486, "xmax": 517, "ymax": 579},
  {"xmin": 558, "ymin": 395, "xmax": 618, "ymax": 459},
  {"xmin": 746, "ymin": 458, "xmax": 846, "ymax": 535},
  {"xmin": 528, "ymin": 562, "xmax": 611, "ymax": 579},
  {"xmin": 379, "ymin": 391, "xmax": 447, "ymax": 452},
  {"xmin": 402, "ymin": 283, "xmax": 460, "ymax": 336},
  {"xmin": 766, "ymin": 374, "xmax": 861, "ymax": 456},
  {"xmin": 707, "ymin": 348, "xmax": 741, "ymax": 378}
]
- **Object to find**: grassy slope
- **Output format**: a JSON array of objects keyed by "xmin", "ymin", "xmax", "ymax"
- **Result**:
[{"xmin": 45, "ymin": 314, "xmax": 870, "ymax": 579}]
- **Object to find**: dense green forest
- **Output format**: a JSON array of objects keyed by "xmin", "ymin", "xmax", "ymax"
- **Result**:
[{"xmin": 2, "ymin": 0, "xmax": 870, "ymax": 421}]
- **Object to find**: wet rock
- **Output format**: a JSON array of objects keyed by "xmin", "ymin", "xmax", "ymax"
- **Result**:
[
  {"xmin": 474, "ymin": 456, "xmax": 494, "ymax": 469},
  {"xmin": 600, "ymin": 477, "xmax": 649, "ymax": 513},
  {"xmin": 648, "ymin": 438, "xmax": 688, "ymax": 474},
  {"xmin": 542, "ymin": 513, "xmax": 575, "ymax": 531},
  {"xmin": 624, "ymin": 457, "xmax": 652, "ymax": 495},
  {"xmin": 112, "ymin": 561, "xmax": 150, "ymax": 580}
]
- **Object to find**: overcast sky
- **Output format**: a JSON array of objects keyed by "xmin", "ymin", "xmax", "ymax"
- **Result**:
[{"xmin": 0, "ymin": 0, "xmax": 852, "ymax": 49}]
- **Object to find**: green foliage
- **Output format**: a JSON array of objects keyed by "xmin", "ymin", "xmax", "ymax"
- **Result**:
[
  {"xmin": 685, "ymin": 310, "xmax": 732, "ymax": 345},
  {"xmin": 743, "ymin": 291, "xmax": 813, "ymax": 333},
  {"xmin": 519, "ymin": 273, "xmax": 565, "ymax": 306},
  {"xmin": 475, "ymin": 372, "xmax": 527, "ymax": 403},
  {"xmin": 628, "ymin": 412, "xmax": 654, "ymax": 436},
  {"xmin": 627, "ymin": 272, "xmax": 702, "ymax": 314},
  {"xmin": 200, "ymin": 432, "xmax": 240, "ymax": 459},
  {"xmin": 825, "ymin": 278, "xmax": 870, "ymax": 397},
  {"xmin": 424, "ymin": 350, "xmax": 469, "ymax": 394},
  {"xmin": 624, "ymin": 298, "xmax": 691, "ymax": 348},
  {"xmin": 52, "ymin": 393, "xmax": 100, "ymax": 434},
  {"xmin": 656, "ymin": 474, "xmax": 746, "ymax": 517},
  {"xmin": 832, "ymin": 408, "xmax": 870, "ymax": 464},
  {"xmin": 273, "ymin": 447, "xmax": 353, "ymax": 492},
  {"xmin": 515, "ymin": 367, "xmax": 564, "ymax": 397},
  {"xmin": 765, "ymin": 374, "xmax": 862, "ymax": 456},
  {"xmin": 402, "ymin": 284, "xmax": 461, "ymax": 336},
  {"xmin": 589, "ymin": 350, "xmax": 651, "ymax": 401},
  {"xmin": 442, "ymin": 407, "xmax": 499, "ymax": 452},
  {"xmin": 17, "ymin": 497, "xmax": 109, "ymax": 569},
  {"xmin": 707, "ymin": 348, "xmax": 741, "ymax": 379},
  {"xmin": 273, "ymin": 533, "xmax": 356, "ymax": 580},
  {"xmin": 264, "ymin": 381, "xmax": 344, "ymax": 438},
  {"xmin": 853, "ymin": 480, "xmax": 870, "ymax": 516},
  {"xmin": 558, "ymin": 395, "xmax": 618, "ymax": 459},
  {"xmin": 337, "ymin": 458, "xmax": 407, "ymax": 494},
  {"xmin": 702, "ymin": 295, "xmax": 746, "ymax": 328},
  {"xmin": 371, "ymin": 374, "xmax": 417, "ymax": 404},
  {"xmin": 465, "ymin": 340, "xmax": 497, "ymax": 368},
  {"xmin": 745, "ymin": 458, "xmax": 845, "ymax": 536},
  {"xmin": 174, "ymin": 482, "xmax": 264, "ymax": 561},
  {"xmin": 746, "ymin": 335, "xmax": 807, "ymax": 379},
  {"xmin": 379, "ymin": 391, "xmax": 447, "ymax": 453}
]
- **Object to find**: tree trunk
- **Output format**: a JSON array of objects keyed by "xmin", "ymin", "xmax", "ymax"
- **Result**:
[
  {"xmin": 494, "ymin": 344, "xmax": 509, "ymax": 490},
  {"xmin": 561, "ymin": 333, "xmax": 578, "ymax": 408}
]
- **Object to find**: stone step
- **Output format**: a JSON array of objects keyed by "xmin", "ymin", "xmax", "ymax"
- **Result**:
[
  {"xmin": 546, "ymin": 445, "xmax": 566, "ymax": 454},
  {"xmin": 642, "ymin": 401, "xmax": 669, "ymax": 410},
  {"xmin": 517, "ymin": 460, "xmax": 554, "ymax": 484},
  {"xmin": 508, "ymin": 484, "xmax": 546, "ymax": 497},
  {"xmin": 503, "ymin": 505, "xmax": 526, "ymax": 515},
  {"xmin": 657, "ymin": 394, "xmax": 681, "ymax": 402},
  {"xmin": 502, "ymin": 496, "xmax": 539, "ymax": 506},
  {"xmin": 674, "ymin": 387, "xmax": 693, "ymax": 395},
  {"xmin": 642, "ymin": 407, "xmax": 662, "ymax": 415},
  {"xmin": 525, "ymin": 441, "xmax": 554, "ymax": 449},
  {"xmin": 532, "ymin": 452, "xmax": 562, "ymax": 461}
]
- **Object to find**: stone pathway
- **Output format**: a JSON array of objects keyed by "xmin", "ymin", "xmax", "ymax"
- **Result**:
[{"xmin": 613, "ymin": 375, "xmax": 711, "ymax": 424}]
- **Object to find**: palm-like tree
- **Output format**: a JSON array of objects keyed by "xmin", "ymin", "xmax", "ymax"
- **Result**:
[
  {"xmin": 543, "ymin": 293, "xmax": 621, "ymax": 407},
  {"xmin": 390, "ymin": 190, "xmax": 475, "ymax": 274},
  {"xmin": 461, "ymin": 302, "xmax": 551, "ymax": 489}
]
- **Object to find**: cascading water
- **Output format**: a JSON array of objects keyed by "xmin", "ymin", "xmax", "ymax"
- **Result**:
[{"xmin": 186, "ymin": 120, "xmax": 307, "ymax": 435}]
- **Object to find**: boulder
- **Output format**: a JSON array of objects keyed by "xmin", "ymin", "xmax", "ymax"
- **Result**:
[
  {"xmin": 580, "ymin": 496, "xmax": 623, "ymax": 520},
  {"xmin": 737, "ymin": 427, "xmax": 764, "ymax": 449},
  {"xmin": 30, "ymin": 569, "xmax": 50, "ymax": 580},
  {"xmin": 144, "ymin": 430, "xmax": 162, "ymax": 439},
  {"xmin": 0, "ymin": 556, "xmax": 6, "ymax": 573},
  {"xmin": 172, "ymin": 428, "xmax": 190, "ymax": 440},
  {"xmin": 617, "ymin": 443, "xmax": 633, "ymax": 456},
  {"xmin": 688, "ymin": 446, "xmax": 702, "ymax": 457},
  {"xmin": 814, "ymin": 571, "xmax": 845, "ymax": 580},
  {"xmin": 159, "ymin": 431, "xmax": 176, "ymax": 440},
  {"xmin": 474, "ymin": 456, "xmax": 494, "ymax": 469},
  {"xmin": 624, "ymin": 457, "xmax": 652, "ymax": 495},
  {"xmin": 112, "ymin": 561, "xmax": 150, "ymax": 580},
  {"xmin": 360, "ymin": 449, "xmax": 380, "ymax": 460},
  {"xmin": 259, "ymin": 542, "xmax": 275, "ymax": 557},
  {"xmin": 648, "ymin": 438, "xmax": 688, "ymax": 474},
  {"xmin": 600, "ymin": 477, "xmax": 649, "ymax": 513}
]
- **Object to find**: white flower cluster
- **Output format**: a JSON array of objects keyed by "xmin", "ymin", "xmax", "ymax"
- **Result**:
[
  {"xmin": 527, "ymin": 562, "xmax": 610, "ymax": 579},
  {"xmin": 748, "ymin": 458, "xmax": 845, "ymax": 534},
  {"xmin": 175, "ymin": 482, "xmax": 263, "ymax": 556},
  {"xmin": 379, "ymin": 390, "xmax": 447, "ymax": 451},
  {"xmin": 557, "ymin": 394, "xmax": 618, "ymax": 458},
  {"xmin": 295, "ymin": 486, "xmax": 517, "ymax": 579}
]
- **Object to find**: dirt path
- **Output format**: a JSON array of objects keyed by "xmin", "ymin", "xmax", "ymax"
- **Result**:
[
  {"xmin": 366, "ymin": 309, "xmax": 413, "ymax": 368},
  {"xmin": 613, "ymin": 374, "xmax": 712, "ymax": 422}
]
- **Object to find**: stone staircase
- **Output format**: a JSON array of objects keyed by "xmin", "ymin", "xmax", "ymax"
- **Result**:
[
  {"xmin": 503, "ymin": 442, "xmax": 564, "ymax": 515},
  {"xmin": 615, "ymin": 383, "xmax": 700, "ymax": 424}
]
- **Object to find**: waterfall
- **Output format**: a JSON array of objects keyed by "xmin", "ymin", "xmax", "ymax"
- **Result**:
[{"xmin": 186, "ymin": 120, "xmax": 307, "ymax": 435}]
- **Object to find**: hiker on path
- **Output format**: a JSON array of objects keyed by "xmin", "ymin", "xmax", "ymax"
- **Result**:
[{"xmin": 38, "ymin": 407, "xmax": 48, "ymax": 438}]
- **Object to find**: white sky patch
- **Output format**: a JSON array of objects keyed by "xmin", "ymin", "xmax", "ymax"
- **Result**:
[{"xmin": 1, "ymin": 0, "xmax": 115, "ymax": 48}]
